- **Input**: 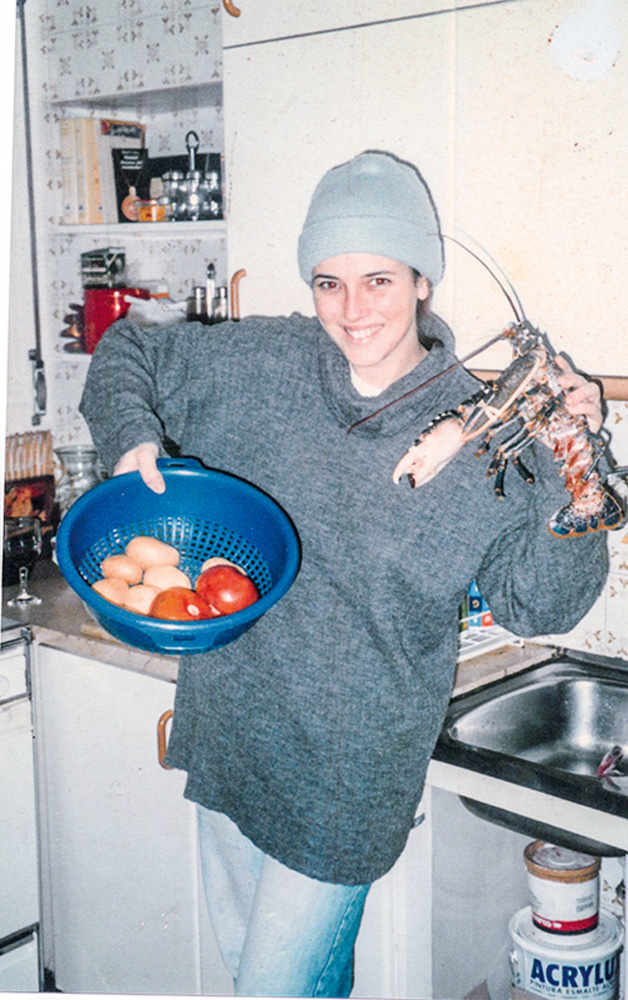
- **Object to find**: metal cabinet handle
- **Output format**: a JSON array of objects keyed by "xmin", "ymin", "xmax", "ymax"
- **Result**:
[
  {"xmin": 230, "ymin": 268, "xmax": 247, "ymax": 320},
  {"xmin": 222, "ymin": 0, "xmax": 241, "ymax": 16},
  {"xmin": 157, "ymin": 709, "xmax": 174, "ymax": 769}
]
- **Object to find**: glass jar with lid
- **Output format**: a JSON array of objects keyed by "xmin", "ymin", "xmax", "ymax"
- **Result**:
[{"xmin": 55, "ymin": 445, "xmax": 104, "ymax": 517}]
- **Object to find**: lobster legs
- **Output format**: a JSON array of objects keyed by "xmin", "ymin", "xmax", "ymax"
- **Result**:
[{"xmin": 393, "ymin": 322, "xmax": 625, "ymax": 538}]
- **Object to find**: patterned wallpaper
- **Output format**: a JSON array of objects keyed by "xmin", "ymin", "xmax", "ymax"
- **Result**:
[
  {"xmin": 25, "ymin": 0, "xmax": 226, "ymax": 450},
  {"xmin": 38, "ymin": 0, "xmax": 222, "ymax": 103}
]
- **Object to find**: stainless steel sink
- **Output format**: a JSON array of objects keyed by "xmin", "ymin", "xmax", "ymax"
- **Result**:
[{"xmin": 434, "ymin": 651, "xmax": 628, "ymax": 855}]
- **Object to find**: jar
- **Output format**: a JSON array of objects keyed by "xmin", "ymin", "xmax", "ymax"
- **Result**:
[
  {"xmin": 163, "ymin": 171, "xmax": 185, "ymax": 220},
  {"xmin": 137, "ymin": 199, "xmax": 165, "ymax": 222},
  {"xmin": 55, "ymin": 446, "xmax": 104, "ymax": 517}
]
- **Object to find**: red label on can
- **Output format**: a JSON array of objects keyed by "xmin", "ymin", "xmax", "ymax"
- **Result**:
[{"xmin": 532, "ymin": 912, "xmax": 599, "ymax": 934}]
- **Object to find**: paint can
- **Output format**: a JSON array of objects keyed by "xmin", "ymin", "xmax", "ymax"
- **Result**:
[
  {"xmin": 524, "ymin": 842, "xmax": 601, "ymax": 935},
  {"xmin": 509, "ymin": 906, "xmax": 622, "ymax": 1000}
]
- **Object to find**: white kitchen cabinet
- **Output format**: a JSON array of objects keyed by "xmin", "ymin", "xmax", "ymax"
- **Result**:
[
  {"xmin": 222, "ymin": 0, "xmax": 627, "ymax": 375},
  {"xmin": 31, "ymin": 644, "xmax": 232, "ymax": 996},
  {"xmin": 222, "ymin": 12, "xmax": 457, "ymax": 322},
  {"xmin": 30, "ymin": 641, "xmax": 437, "ymax": 998},
  {"xmin": 221, "ymin": 0, "xmax": 514, "ymax": 48},
  {"xmin": 222, "ymin": 0, "xmax": 451, "ymax": 48}
]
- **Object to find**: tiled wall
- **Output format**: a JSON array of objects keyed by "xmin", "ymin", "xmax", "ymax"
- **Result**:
[
  {"xmin": 38, "ymin": 0, "xmax": 222, "ymax": 102},
  {"xmin": 18, "ymin": 0, "xmax": 226, "ymax": 446}
]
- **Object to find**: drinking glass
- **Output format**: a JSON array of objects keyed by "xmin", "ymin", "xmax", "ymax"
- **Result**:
[{"xmin": 4, "ymin": 516, "xmax": 42, "ymax": 607}]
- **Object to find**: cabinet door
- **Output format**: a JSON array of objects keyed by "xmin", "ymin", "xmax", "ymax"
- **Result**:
[
  {"xmin": 223, "ymin": 14, "xmax": 456, "ymax": 320},
  {"xmin": 0, "ymin": 647, "xmax": 39, "ymax": 941},
  {"xmin": 32, "ymin": 645, "xmax": 231, "ymax": 996},
  {"xmin": 353, "ymin": 790, "xmax": 433, "ymax": 999},
  {"xmin": 222, "ymin": 1, "xmax": 441, "ymax": 48},
  {"xmin": 223, "ymin": 0, "xmax": 626, "ymax": 373}
]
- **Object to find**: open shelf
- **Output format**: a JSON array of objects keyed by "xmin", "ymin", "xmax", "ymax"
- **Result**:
[
  {"xmin": 51, "ymin": 82, "xmax": 223, "ymax": 116},
  {"xmin": 54, "ymin": 220, "xmax": 227, "ymax": 237}
]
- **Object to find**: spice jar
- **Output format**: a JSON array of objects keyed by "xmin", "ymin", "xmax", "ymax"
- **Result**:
[{"xmin": 137, "ymin": 199, "xmax": 165, "ymax": 222}]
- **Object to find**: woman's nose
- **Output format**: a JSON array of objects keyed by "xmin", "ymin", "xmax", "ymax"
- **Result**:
[{"xmin": 342, "ymin": 285, "xmax": 368, "ymax": 321}]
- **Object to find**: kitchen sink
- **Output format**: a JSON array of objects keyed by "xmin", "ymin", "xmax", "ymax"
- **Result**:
[{"xmin": 434, "ymin": 651, "xmax": 628, "ymax": 855}]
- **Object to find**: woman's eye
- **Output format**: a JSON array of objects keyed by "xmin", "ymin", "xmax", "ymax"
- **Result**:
[
  {"xmin": 314, "ymin": 279, "xmax": 337, "ymax": 290},
  {"xmin": 370, "ymin": 276, "xmax": 391, "ymax": 286}
]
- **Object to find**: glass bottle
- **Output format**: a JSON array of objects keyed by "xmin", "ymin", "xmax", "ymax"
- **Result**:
[{"xmin": 55, "ymin": 445, "xmax": 103, "ymax": 517}]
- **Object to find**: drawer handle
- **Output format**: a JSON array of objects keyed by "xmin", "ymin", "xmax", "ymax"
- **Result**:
[
  {"xmin": 223, "ymin": 0, "xmax": 241, "ymax": 16},
  {"xmin": 157, "ymin": 709, "xmax": 174, "ymax": 769}
]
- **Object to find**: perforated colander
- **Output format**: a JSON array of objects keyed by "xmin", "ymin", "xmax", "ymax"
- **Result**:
[{"xmin": 56, "ymin": 458, "xmax": 301, "ymax": 654}]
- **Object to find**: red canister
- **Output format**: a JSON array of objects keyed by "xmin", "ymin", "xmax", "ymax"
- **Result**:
[{"xmin": 83, "ymin": 287, "xmax": 150, "ymax": 353}]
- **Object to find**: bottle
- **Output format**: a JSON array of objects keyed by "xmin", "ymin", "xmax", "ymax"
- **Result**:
[
  {"xmin": 187, "ymin": 286, "xmax": 207, "ymax": 322},
  {"xmin": 212, "ymin": 286, "xmax": 228, "ymax": 323},
  {"xmin": 206, "ymin": 263, "xmax": 216, "ymax": 324}
]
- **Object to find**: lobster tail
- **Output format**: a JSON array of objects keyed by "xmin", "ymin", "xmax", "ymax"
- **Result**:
[{"xmin": 549, "ymin": 487, "xmax": 624, "ymax": 538}]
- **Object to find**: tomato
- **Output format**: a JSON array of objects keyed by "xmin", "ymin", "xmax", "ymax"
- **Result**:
[
  {"xmin": 195, "ymin": 565, "xmax": 259, "ymax": 615},
  {"xmin": 149, "ymin": 586, "xmax": 216, "ymax": 621}
]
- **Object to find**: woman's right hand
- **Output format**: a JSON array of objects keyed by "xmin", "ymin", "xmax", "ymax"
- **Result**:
[{"xmin": 113, "ymin": 442, "xmax": 166, "ymax": 494}]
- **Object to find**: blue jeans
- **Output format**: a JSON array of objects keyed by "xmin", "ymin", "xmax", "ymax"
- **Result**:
[{"xmin": 197, "ymin": 805, "xmax": 370, "ymax": 997}]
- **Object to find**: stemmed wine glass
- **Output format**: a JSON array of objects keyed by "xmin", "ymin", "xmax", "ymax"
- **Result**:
[{"xmin": 3, "ymin": 516, "xmax": 42, "ymax": 607}]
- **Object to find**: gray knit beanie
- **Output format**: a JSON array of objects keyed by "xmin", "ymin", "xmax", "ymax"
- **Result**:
[{"xmin": 297, "ymin": 151, "xmax": 444, "ymax": 286}]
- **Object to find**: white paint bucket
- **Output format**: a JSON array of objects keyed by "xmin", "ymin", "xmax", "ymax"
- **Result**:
[
  {"xmin": 509, "ymin": 906, "xmax": 623, "ymax": 1000},
  {"xmin": 524, "ymin": 842, "xmax": 601, "ymax": 934}
]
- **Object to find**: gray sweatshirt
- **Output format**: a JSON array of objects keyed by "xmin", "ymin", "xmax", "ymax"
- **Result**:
[{"xmin": 80, "ymin": 311, "xmax": 609, "ymax": 885}]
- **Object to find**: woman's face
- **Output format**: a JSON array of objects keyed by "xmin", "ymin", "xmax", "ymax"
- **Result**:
[{"xmin": 312, "ymin": 253, "xmax": 431, "ymax": 390}]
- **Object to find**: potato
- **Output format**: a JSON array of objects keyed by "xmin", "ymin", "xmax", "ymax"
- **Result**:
[
  {"xmin": 123, "ymin": 584, "xmax": 160, "ymax": 615},
  {"xmin": 200, "ymin": 556, "xmax": 247, "ymax": 575},
  {"xmin": 92, "ymin": 577, "xmax": 130, "ymax": 606},
  {"xmin": 125, "ymin": 536, "xmax": 180, "ymax": 569},
  {"xmin": 143, "ymin": 564, "xmax": 192, "ymax": 591},
  {"xmin": 100, "ymin": 554, "xmax": 143, "ymax": 584}
]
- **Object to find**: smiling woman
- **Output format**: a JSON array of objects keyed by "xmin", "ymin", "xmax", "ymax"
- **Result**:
[
  {"xmin": 79, "ymin": 149, "xmax": 611, "ymax": 999},
  {"xmin": 312, "ymin": 254, "xmax": 431, "ymax": 389}
]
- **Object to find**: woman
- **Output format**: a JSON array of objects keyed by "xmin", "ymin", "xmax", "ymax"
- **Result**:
[{"xmin": 80, "ymin": 151, "xmax": 608, "ymax": 997}]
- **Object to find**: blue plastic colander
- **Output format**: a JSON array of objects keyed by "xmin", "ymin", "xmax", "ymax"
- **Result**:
[{"xmin": 56, "ymin": 458, "xmax": 301, "ymax": 654}]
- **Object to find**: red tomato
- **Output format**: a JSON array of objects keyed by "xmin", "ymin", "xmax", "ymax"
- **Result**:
[
  {"xmin": 149, "ymin": 586, "xmax": 216, "ymax": 621},
  {"xmin": 195, "ymin": 565, "xmax": 259, "ymax": 615}
]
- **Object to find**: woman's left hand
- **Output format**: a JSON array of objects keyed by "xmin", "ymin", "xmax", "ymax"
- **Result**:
[{"xmin": 554, "ymin": 355, "xmax": 604, "ymax": 435}]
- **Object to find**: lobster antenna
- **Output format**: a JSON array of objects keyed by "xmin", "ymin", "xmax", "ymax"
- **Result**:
[
  {"xmin": 347, "ymin": 329, "xmax": 507, "ymax": 433},
  {"xmin": 441, "ymin": 233, "xmax": 524, "ymax": 323},
  {"xmin": 346, "ymin": 233, "xmax": 527, "ymax": 433}
]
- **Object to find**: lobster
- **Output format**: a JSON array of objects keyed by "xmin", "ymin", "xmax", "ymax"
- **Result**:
[{"xmin": 361, "ymin": 239, "xmax": 624, "ymax": 538}]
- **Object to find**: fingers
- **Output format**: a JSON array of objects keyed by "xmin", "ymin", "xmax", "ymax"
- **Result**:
[
  {"xmin": 113, "ymin": 442, "xmax": 166, "ymax": 494},
  {"xmin": 554, "ymin": 354, "xmax": 603, "ymax": 435}
]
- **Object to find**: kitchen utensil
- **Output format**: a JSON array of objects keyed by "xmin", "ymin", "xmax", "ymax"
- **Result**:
[
  {"xmin": 81, "ymin": 248, "xmax": 126, "ymax": 288},
  {"xmin": 55, "ymin": 458, "xmax": 301, "ymax": 654},
  {"xmin": 83, "ymin": 287, "xmax": 150, "ymax": 353}
]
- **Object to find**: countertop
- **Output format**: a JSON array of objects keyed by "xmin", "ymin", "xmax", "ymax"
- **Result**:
[
  {"xmin": 2, "ymin": 558, "xmax": 179, "ymax": 681},
  {"xmin": 2, "ymin": 558, "xmax": 555, "ymax": 691},
  {"xmin": 12, "ymin": 561, "xmax": 626, "ymax": 852}
]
